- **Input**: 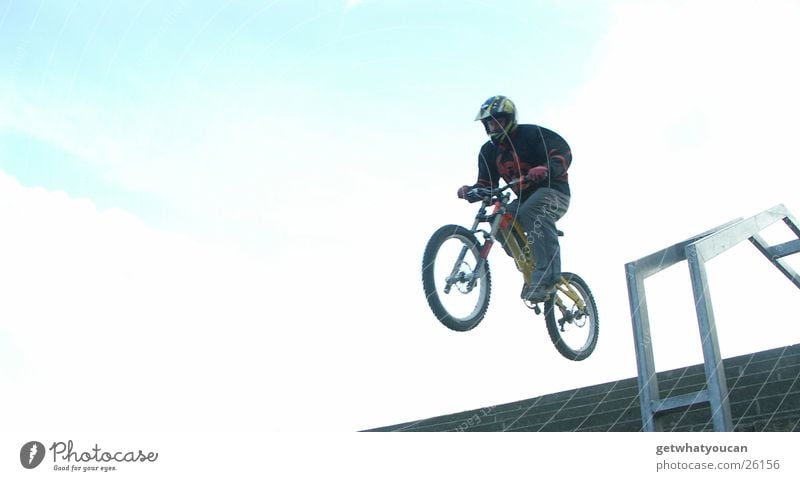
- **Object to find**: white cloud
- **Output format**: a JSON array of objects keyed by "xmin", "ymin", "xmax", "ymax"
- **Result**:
[
  {"xmin": 555, "ymin": 0, "xmax": 800, "ymax": 370},
  {"xmin": 0, "ymin": 167, "xmax": 544, "ymax": 432},
  {"xmin": 0, "ymin": 170, "xmax": 345, "ymax": 430},
  {"xmin": 557, "ymin": 0, "xmax": 800, "ymax": 253}
]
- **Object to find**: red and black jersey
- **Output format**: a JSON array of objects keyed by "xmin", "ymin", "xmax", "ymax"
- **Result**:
[{"xmin": 475, "ymin": 124, "xmax": 571, "ymax": 201}]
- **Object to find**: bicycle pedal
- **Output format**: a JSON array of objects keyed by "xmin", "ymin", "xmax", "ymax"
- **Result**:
[{"xmin": 523, "ymin": 300, "xmax": 542, "ymax": 314}]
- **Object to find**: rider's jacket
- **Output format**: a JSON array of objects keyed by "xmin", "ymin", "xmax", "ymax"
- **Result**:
[{"xmin": 475, "ymin": 124, "xmax": 571, "ymax": 202}]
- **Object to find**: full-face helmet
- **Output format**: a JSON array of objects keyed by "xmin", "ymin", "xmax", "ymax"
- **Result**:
[{"xmin": 474, "ymin": 95, "xmax": 518, "ymax": 144}]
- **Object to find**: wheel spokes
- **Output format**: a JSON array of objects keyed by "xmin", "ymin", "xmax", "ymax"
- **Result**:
[
  {"xmin": 433, "ymin": 236, "xmax": 487, "ymax": 321},
  {"xmin": 554, "ymin": 287, "xmax": 594, "ymax": 351}
]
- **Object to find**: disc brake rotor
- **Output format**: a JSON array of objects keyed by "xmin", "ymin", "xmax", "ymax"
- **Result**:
[{"xmin": 452, "ymin": 261, "xmax": 474, "ymax": 294}]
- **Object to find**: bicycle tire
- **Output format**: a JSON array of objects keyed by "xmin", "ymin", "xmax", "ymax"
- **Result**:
[
  {"xmin": 422, "ymin": 224, "xmax": 491, "ymax": 331},
  {"xmin": 544, "ymin": 272, "xmax": 599, "ymax": 361}
]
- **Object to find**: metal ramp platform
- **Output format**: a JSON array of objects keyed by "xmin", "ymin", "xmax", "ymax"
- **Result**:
[{"xmin": 625, "ymin": 204, "xmax": 800, "ymax": 431}]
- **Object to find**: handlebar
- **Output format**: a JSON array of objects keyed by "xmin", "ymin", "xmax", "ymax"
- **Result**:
[{"xmin": 465, "ymin": 178, "xmax": 523, "ymax": 203}]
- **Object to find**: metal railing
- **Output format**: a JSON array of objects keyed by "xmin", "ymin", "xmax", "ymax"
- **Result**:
[{"xmin": 625, "ymin": 204, "xmax": 800, "ymax": 431}]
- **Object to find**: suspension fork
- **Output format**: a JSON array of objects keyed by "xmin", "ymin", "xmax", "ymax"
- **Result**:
[
  {"xmin": 554, "ymin": 277, "xmax": 587, "ymax": 311},
  {"xmin": 443, "ymin": 203, "xmax": 501, "ymax": 293},
  {"xmin": 465, "ymin": 206, "xmax": 504, "ymax": 291}
]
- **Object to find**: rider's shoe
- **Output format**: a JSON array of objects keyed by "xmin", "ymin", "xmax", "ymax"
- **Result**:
[{"xmin": 521, "ymin": 283, "xmax": 555, "ymax": 303}]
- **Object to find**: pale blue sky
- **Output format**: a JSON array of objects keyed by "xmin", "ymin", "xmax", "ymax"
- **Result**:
[
  {"xmin": 1, "ymin": 0, "xmax": 609, "ymax": 248},
  {"xmin": 2, "ymin": 0, "xmax": 800, "ymax": 437}
]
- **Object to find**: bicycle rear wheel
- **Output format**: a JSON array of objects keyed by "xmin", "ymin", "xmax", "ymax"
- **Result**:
[
  {"xmin": 544, "ymin": 272, "xmax": 599, "ymax": 361},
  {"xmin": 422, "ymin": 225, "xmax": 491, "ymax": 331}
]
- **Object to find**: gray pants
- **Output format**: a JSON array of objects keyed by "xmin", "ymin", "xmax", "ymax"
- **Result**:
[{"xmin": 513, "ymin": 188, "xmax": 571, "ymax": 288}]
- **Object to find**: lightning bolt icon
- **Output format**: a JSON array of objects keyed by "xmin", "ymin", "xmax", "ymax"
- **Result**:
[{"xmin": 29, "ymin": 444, "xmax": 38, "ymax": 465}]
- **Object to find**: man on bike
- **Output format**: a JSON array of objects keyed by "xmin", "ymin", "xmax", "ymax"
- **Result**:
[{"xmin": 457, "ymin": 95, "xmax": 572, "ymax": 303}]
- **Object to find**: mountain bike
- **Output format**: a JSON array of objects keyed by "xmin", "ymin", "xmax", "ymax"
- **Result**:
[{"xmin": 421, "ymin": 179, "xmax": 599, "ymax": 361}]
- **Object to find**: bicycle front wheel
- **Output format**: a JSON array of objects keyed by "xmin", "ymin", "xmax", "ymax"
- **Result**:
[
  {"xmin": 544, "ymin": 272, "xmax": 599, "ymax": 361},
  {"xmin": 422, "ymin": 225, "xmax": 491, "ymax": 331}
]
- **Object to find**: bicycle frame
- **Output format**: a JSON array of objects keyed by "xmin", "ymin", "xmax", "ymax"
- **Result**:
[
  {"xmin": 455, "ymin": 183, "xmax": 588, "ymax": 312},
  {"xmin": 426, "ymin": 181, "xmax": 599, "ymax": 359}
]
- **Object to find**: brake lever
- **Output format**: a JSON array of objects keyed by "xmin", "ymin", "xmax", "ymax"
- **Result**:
[{"xmin": 465, "ymin": 188, "xmax": 485, "ymax": 203}]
